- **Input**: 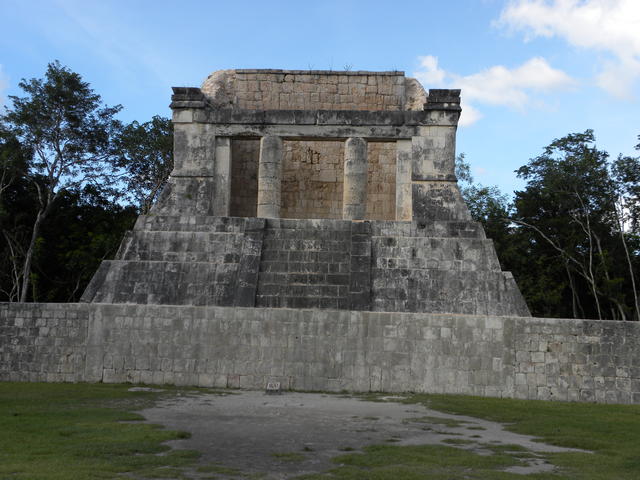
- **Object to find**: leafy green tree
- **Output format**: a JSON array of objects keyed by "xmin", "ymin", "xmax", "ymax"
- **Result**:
[
  {"xmin": 456, "ymin": 154, "xmax": 529, "ymax": 304},
  {"xmin": 32, "ymin": 186, "xmax": 136, "ymax": 302},
  {"xmin": 2, "ymin": 61, "xmax": 122, "ymax": 301},
  {"xmin": 513, "ymin": 130, "xmax": 636, "ymax": 320},
  {"xmin": 114, "ymin": 115, "xmax": 173, "ymax": 213}
]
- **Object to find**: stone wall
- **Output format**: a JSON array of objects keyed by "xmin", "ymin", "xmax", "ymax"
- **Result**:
[
  {"xmin": 513, "ymin": 319, "xmax": 640, "ymax": 403},
  {"xmin": 200, "ymin": 70, "xmax": 427, "ymax": 111},
  {"xmin": 281, "ymin": 140, "xmax": 345, "ymax": 219},
  {"xmin": 230, "ymin": 138, "xmax": 259, "ymax": 217},
  {"xmin": 2, "ymin": 302, "xmax": 640, "ymax": 403},
  {"xmin": 366, "ymin": 142, "xmax": 396, "ymax": 221},
  {"xmin": 229, "ymin": 139, "xmax": 396, "ymax": 221},
  {"xmin": 0, "ymin": 303, "xmax": 88, "ymax": 382}
]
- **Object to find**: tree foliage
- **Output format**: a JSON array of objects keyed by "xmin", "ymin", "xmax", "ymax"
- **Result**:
[
  {"xmin": 2, "ymin": 61, "xmax": 125, "ymax": 301},
  {"xmin": 114, "ymin": 115, "xmax": 173, "ymax": 213},
  {"xmin": 459, "ymin": 131, "xmax": 640, "ymax": 320}
]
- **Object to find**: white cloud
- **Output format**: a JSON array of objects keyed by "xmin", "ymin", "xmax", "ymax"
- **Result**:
[
  {"xmin": 498, "ymin": 0, "xmax": 640, "ymax": 98},
  {"xmin": 416, "ymin": 55, "xmax": 446, "ymax": 85},
  {"xmin": 414, "ymin": 56, "xmax": 575, "ymax": 126}
]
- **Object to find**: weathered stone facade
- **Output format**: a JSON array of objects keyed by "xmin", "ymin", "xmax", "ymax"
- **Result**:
[
  {"xmin": 200, "ymin": 70, "xmax": 426, "ymax": 111},
  {"xmin": 81, "ymin": 69, "xmax": 529, "ymax": 317},
  {"xmin": 3, "ymin": 69, "xmax": 640, "ymax": 404},
  {"xmin": 3, "ymin": 302, "xmax": 640, "ymax": 404}
]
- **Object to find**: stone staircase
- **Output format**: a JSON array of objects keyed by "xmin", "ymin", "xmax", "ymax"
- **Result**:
[
  {"xmin": 81, "ymin": 216, "xmax": 264, "ymax": 307},
  {"xmin": 369, "ymin": 222, "xmax": 527, "ymax": 315},
  {"xmin": 256, "ymin": 219, "xmax": 353, "ymax": 310},
  {"xmin": 82, "ymin": 216, "xmax": 530, "ymax": 316}
]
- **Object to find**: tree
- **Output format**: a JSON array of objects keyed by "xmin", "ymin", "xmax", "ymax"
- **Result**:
[
  {"xmin": 0, "ymin": 121, "xmax": 30, "ymax": 213},
  {"xmin": 0, "ymin": 122, "xmax": 33, "ymax": 301},
  {"xmin": 2, "ymin": 61, "xmax": 122, "ymax": 302},
  {"xmin": 114, "ymin": 116, "xmax": 173, "ymax": 213},
  {"xmin": 456, "ymin": 154, "xmax": 529, "ymax": 304},
  {"xmin": 513, "ymin": 130, "xmax": 637, "ymax": 320},
  {"xmin": 32, "ymin": 186, "xmax": 136, "ymax": 302}
]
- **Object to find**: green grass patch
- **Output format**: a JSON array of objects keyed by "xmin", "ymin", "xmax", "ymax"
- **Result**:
[
  {"xmin": 442, "ymin": 438, "xmax": 474, "ymax": 445},
  {"xmin": 404, "ymin": 393, "xmax": 640, "ymax": 479},
  {"xmin": 482, "ymin": 443, "xmax": 528, "ymax": 453},
  {"xmin": 196, "ymin": 463, "xmax": 243, "ymax": 475},
  {"xmin": 0, "ymin": 382, "xmax": 206, "ymax": 480},
  {"xmin": 297, "ymin": 444, "xmax": 538, "ymax": 480}
]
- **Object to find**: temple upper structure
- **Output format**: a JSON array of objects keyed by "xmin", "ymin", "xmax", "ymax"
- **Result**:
[{"xmin": 82, "ymin": 69, "xmax": 530, "ymax": 316}]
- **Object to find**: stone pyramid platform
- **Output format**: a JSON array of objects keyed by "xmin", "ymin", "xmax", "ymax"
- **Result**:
[
  {"xmin": 83, "ymin": 215, "xmax": 529, "ymax": 316},
  {"xmin": 82, "ymin": 69, "xmax": 530, "ymax": 317}
]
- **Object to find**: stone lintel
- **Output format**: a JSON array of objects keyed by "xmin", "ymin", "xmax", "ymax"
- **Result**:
[
  {"xmin": 196, "ymin": 108, "xmax": 459, "ymax": 127},
  {"xmin": 195, "ymin": 123, "xmax": 421, "ymax": 140}
]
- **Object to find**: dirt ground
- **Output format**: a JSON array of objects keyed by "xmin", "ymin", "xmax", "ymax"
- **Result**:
[{"xmin": 137, "ymin": 389, "xmax": 585, "ymax": 479}]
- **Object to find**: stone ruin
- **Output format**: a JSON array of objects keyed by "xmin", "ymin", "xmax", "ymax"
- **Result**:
[
  {"xmin": 5, "ymin": 70, "xmax": 640, "ymax": 403},
  {"xmin": 82, "ymin": 69, "xmax": 530, "ymax": 317}
]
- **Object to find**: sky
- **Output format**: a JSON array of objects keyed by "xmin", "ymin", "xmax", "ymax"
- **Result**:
[{"xmin": 1, "ymin": 0, "xmax": 639, "ymax": 195}]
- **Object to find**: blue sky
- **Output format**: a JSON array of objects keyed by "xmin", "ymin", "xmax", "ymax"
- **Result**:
[{"xmin": 1, "ymin": 0, "xmax": 639, "ymax": 195}]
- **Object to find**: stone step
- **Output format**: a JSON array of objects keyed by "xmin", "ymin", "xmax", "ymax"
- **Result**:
[
  {"xmin": 116, "ymin": 230, "xmax": 245, "ymax": 261},
  {"xmin": 133, "ymin": 215, "xmax": 260, "ymax": 233},
  {"xmin": 132, "ymin": 215, "xmax": 486, "ymax": 239},
  {"xmin": 256, "ymin": 294, "xmax": 350, "ymax": 310},
  {"xmin": 371, "ymin": 269, "xmax": 529, "ymax": 316},
  {"xmin": 371, "ymin": 220, "xmax": 485, "ymax": 239},
  {"xmin": 81, "ymin": 260, "xmax": 240, "ymax": 306},
  {"xmin": 372, "ymin": 237, "xmax": 501, "ymax": 271}
]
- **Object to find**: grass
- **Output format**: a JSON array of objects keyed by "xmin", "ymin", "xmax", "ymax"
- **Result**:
[
  {"xmin": 0, "ymin": 382, "xmax": 209, "ymax": 480},
  {"xmin": 442, "ymin": 438, "xmax": 474, "ymax": 445},
  {"xmin": 404, "ymin": 393, "xmax": 640, "ymax": 480},
  {"xmin": 196, "ymin": 464, "xmax": 243, "ymax": 475},
  {"xmin": 296, "ymin": 444, "xmax": 534, "ymax": 480},
  {"xmin": 5, "ymin": 383, "xmax": 640, "ymax": 479},
  {"xmin": 299, "ymin": 391, "xmax": 640, "ymax": 479}
]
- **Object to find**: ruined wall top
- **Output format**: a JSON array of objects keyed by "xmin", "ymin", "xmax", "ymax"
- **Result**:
[{"xmin": 200, "ymin": 69, "xmax": 428, "ymax": 111}]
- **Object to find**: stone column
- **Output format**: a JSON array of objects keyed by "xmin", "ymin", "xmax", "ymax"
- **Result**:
[
  {"xmin": 213, "ymin": 137, "xmax": 231, "ymax": 216},
  {"xmin": 257, "ymin": 135, "xmax": 283, "ymax": 218},
  {"xmin": 411, "ymin": 89, "xmax": 470, "ymax": 222},
  {"xmin": 411, "ymin": 126, "xmax": 457, "ymax": 183},
  {"xmin": 342, "ymin": 137, "xmax": 368, "ymax": 220},
  {"xmin": 395, "ymin": 139, "xmax": 412, "ymax": 221},
  {"xmin": 152, "ymin": 119, "xmax": 217, "ymax": 216}
]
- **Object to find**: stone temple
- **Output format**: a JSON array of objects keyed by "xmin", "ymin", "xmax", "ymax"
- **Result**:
[
  {"xmin": 5, "ymin": 70, "xmax": 640, "ymax": 403},
  {"xmin": 82, "ymin": 69, "xmax": 530, "ymax": 317}
]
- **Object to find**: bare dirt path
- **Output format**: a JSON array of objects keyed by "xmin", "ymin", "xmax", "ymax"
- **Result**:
[{"xmin": 139, "ymin": 389, "xmax": 585, "ymax": 479}]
